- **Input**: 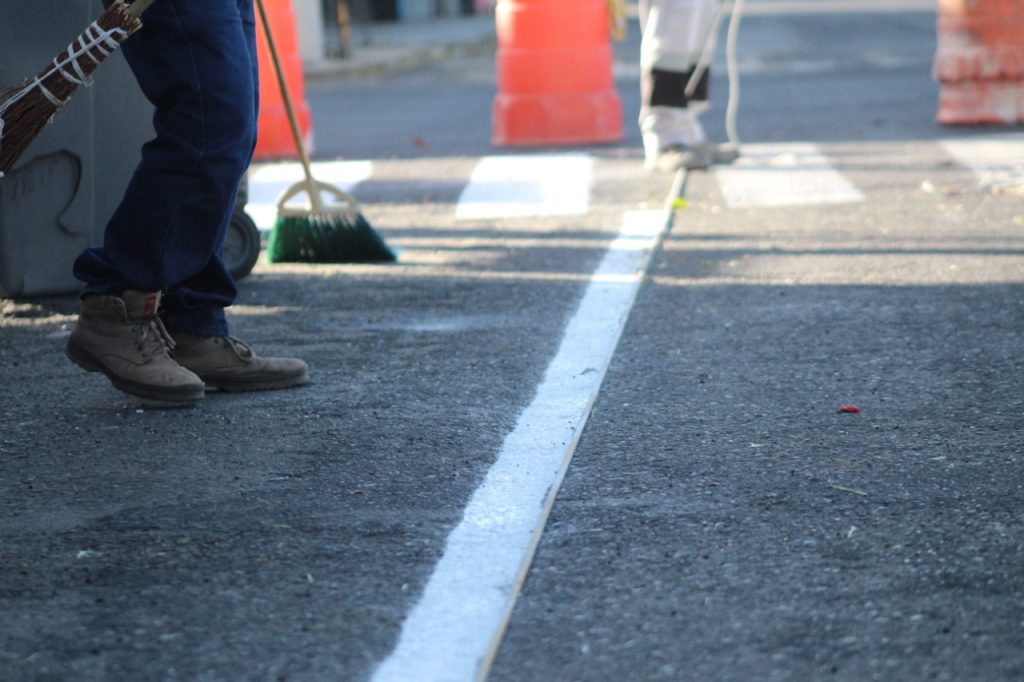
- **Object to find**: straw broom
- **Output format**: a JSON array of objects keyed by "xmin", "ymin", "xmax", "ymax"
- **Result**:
[{"xmin": 0, "ymin": 0, "xmax": 154, "ymax": 179}]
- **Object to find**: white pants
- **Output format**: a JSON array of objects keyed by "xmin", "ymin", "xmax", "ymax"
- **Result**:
[
  {"xmin": 639, "ymin": 0, "xmax": 718, "ymax": 155},
  {"xmin": 640, "ymin": 0, "xmax": 718, "ymax": 72}
]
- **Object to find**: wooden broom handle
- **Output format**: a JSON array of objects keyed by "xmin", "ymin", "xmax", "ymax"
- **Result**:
[
  {"xmin": 254, "ymin": 0, "xmax": 321, "ymax": 211},
  {"xmin": 127, "ymin": 0, "xmax": 155, "ymax": 18}
]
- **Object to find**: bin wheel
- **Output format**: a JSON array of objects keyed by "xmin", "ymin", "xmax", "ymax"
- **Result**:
[{"xmin": 223, "ymin": 209, "xmax": 261, "ymax": 281}]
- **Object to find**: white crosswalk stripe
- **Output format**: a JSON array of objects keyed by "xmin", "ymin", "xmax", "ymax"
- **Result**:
[
  {"xmin": 455, "ymin": 154, "xmax": 593, "ymax": 220},
  {"xmin": 713, "ymin": 142, "xmax": 864, "ymax": 209},
  {"xmin": 246, "ymin": 140, "xmax": 1024, "ymax": 231},
  {"xmin": 246, "ymin": 154, "xmax": 595, "ymax": 231},
  {"xmin": 941, "ymin": 133, "xmax": 1024, "ymax": 195},
  {"xmin": 245, "ymin": 160, "xmax": 373, "ymax": 230}
]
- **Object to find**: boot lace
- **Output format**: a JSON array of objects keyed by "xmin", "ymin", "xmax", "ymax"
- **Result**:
[
  {"xmin": 133, "ymin": 316, "xmax": 176, "ymax": 360},
  {"xmin": 222, "ymin": 336, "xmax": 254, "ymax": 360}
]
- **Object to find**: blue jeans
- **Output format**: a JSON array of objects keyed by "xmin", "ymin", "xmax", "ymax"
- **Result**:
[{"xmin": 74, "ymin": 0, "xmax": 259, "ymax": 336}]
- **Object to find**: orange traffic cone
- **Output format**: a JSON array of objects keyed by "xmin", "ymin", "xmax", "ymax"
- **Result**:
[
  {"xmin": 492, "ymin": 0, "xmax": 623, "ymax": 146},
  {"xmin": 934, "ymin": 0, "xmax": 1024, "ymax": 124},
  {"xmin": 253, "ymin": 0, "xmax": 314, "ymax": 159}
]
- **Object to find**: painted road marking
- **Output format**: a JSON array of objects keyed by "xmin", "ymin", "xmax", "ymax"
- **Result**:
[
  {"xmin": 371, "ymin": 209, "xmax": 669, "ymax": 682},
  {"xmin": 245, "ymin": 160, "xmax": 374, "ymax": 230},
  {"xmin": 455, "ymin": 154, "xmax": 593, "ymax": 220},
  {"xmin": 941, "ymin": 134, "xmax": 1024, "ymax": 194},
  {"xmin": 714, "ymin": 142, "xmax": 864, "ymax": 208}
]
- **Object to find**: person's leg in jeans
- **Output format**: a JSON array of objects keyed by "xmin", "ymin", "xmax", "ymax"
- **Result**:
[
  {"xmin": 67, "ymin": 0, "xmax": 307, "ymax": 403},
  {"xmin": 639, "ymin": 0, "xmax": 717, "ymax": 170},
  {"xmin": 74, "ymin": 0, "xmax": 254, "ymax": 332}
]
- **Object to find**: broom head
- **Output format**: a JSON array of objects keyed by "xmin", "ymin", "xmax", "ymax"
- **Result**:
[{"xmin": 265, "ymin": 179, "xmax": 396, "ymax": 264}]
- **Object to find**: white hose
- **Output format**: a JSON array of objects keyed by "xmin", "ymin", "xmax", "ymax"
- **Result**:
[
  {"xmin": 725, "ymin": 0, "xmax": 744, "ymax": 148},
  {"xmin": 684, "ymin": 0, "xmax": 744, "ymax": 149}
]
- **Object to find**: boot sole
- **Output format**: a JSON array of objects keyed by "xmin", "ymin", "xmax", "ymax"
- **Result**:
[
  {"xmin": 66, "ymin": 339, "xmax": 205, "ymax": 405},
  {"xmin": 200, "ymin": 368, "xmax": 310, "ymax": 393}
]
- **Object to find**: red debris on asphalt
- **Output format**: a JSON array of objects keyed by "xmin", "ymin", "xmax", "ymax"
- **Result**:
[{"xmin": 838, "ymin": 405, "xmax": 861, "ymax": 414}]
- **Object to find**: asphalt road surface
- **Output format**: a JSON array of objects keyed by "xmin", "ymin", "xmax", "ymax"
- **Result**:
[{"xmin": 2, "ymin": 1, "xmax": 1023, "ymax": 681}]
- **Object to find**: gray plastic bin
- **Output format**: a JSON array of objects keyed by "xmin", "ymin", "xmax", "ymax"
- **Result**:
[{"xmin": 0, "ymin": 0, "xmax": 153, "ymax": 297}]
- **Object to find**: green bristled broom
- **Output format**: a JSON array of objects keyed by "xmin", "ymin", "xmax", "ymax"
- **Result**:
[{"xmin": 256, "ymin": 0, "xmax": 395, "ymax": 264}]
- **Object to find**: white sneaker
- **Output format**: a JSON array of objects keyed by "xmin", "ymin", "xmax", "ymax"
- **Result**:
[
  {"xmin": 644, "ymin": 142, "xmax": 740, "ymax": 172},
  {"xmin": 645, "ymin": 144, "xmax": 711, "ymax": 172},
  {"xmin": 704, "ymin": 142, "xmax": 741, "ymax": 165}
]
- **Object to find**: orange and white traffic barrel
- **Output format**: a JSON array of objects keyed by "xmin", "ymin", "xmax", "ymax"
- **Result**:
[
  {"xmin": 491, "ymin": 0, "xmax": 624, "ymax": 146},
  {"xmin": 934, "ymin": 0, "xmax": 1024, "ymax": 125},
  {"xmin": 253, "ymin": 0, "xmax": 314, "ymax": 159}
]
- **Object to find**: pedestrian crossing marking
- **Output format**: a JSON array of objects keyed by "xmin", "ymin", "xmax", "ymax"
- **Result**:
[
  {"xmin": 245, "ymin": 147, "xmax": 877, "ymax": 234},
  {"xmin": 941, "ymin": 134, "xmax": 1024, "ymax": 194},
  {"xmin": 245, "ymin": 160, "xmax": 373, "ymax": 230},
  {"xmin": 714, "ymin": 142, "xmax": 864, "ymax": 208},
  {"xmin": 455, "ymin": 154, "xmax": 593, "ymax": 220}
]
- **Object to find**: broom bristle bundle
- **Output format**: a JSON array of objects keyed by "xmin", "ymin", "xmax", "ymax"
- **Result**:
[
  {"xmin": 266, "ymin": 212, "xmax": 397, "ymax": 264},
  {"xmin": 0, "ymin": 1, "xmax": 144, "ymax": 175}
]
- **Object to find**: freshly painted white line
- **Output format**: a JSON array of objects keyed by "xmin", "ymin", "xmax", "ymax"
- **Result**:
[
  {"xmin": 244, "ymin": 160, "xmax": 373, "ymax": 230},
  {"xmin": 455, "ymin": 154, "xmax": 593, "ymax": 220},
  {"xmin": 371, "ymin": 209, "xmax": 669, "ymax": 682},
  {"xmin": 714, "ymin": 142, "xmax": 864, "ymax": 208},
  {"xmin": 941, "ymin": 134, "xmax": 1024, "ymax": 194}
]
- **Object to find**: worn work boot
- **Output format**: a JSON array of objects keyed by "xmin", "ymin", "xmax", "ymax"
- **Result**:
[
  {"xmin": 66, "ymin": 291, "xmax": 206, "ymax": 404},
  {"xmin": 170, "ymin": 334, "xmax": 309, "ymax": 392}
]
